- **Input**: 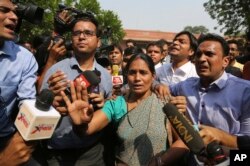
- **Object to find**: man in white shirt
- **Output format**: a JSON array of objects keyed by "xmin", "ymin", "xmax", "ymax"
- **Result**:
[{"xmin": 156, "ymin": 31, "xmax": 198, "ymax": 85}]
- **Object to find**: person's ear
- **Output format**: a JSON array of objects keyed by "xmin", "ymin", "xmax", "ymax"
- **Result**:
[{"xmin": 222, "ymin": 55, "xmax": 230, "ymax": 68}]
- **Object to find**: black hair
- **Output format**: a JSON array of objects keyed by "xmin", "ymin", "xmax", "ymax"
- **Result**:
[
  {"xmin": 227, "ymin": 39, "xmax": 239, "ymax": 48},
  {"xmin": 71, "ymin": 14, "xmax": 101, "ymax": 37},
  {"xmin": 123, "ymin": 46, "xmax": 143, "ymax": 57},
  {"xmin": 124, "ymin": 53, "xmax": 155, "ymax": 76},
  {"xmin": 109, "ymin": 43, "xmax": 123, "ymax": 54},
  {"xmin": 157, "ymin": 39, "xmax": 168, "ymax": 46},
  {"xmin": 174, "ymin": 31, "xmax": 198, "ymax": 54},
  {"xmin": 146, "ymin": 41, "xmax": 163, "ymax": 53},
  {"xmin": 198, "ymin": 33, "xmax": 229, "ymax": 57},
  {"xmin": 96, "ymin": 57, "xmax": 111, "ymax": 68},
  {"xmin": 126, "ymin": 39, "xmax": 136, "ymax": 45}
]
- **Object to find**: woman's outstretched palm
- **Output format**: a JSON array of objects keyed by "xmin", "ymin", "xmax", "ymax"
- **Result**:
[{"xmin": 61, "ymin": 79, "xmax": 94, "ymax": 125}]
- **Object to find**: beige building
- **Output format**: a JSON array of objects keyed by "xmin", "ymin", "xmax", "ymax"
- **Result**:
[{"xmin": 122, "ymin": 29, "xmax": 176, "ymax": 48}]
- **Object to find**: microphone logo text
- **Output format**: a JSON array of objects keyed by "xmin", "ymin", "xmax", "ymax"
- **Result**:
[
  {"xmin": 17, "ymin": 113, "xmax": 30, "ymax": 128},
  {"xmin": 169, "ymin": 115, "xmax": 193, "ymax": 143},
  {"xmin": 31, "ymin": 124, "xmax": 55, "ymax": 134}
]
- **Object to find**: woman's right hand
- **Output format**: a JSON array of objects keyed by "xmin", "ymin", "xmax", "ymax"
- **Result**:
[{"xmin": 61, "ymin": 78, "xmax": 94, "ymax": 125}]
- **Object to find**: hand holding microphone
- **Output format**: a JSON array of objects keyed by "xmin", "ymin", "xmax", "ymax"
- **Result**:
[
  {"xmin": 163, "ymin": 103, "xmax": 229, "ymax": 165},
  {"xmin": 163, "ymin": 103, "xmax": 206, "ymax": 155},
  {"xmin": 61, "ymin": 78, "xmax": 94, "ymax": 125}
]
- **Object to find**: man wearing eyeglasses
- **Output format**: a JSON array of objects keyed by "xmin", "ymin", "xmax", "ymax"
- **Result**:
[
  {"xmin": 0, "ymin": 0, "xmax": 38, "ymax": 165},
  {"xmin": 38, "ymin": 12, "xmax": 112, "ymax": 165}
]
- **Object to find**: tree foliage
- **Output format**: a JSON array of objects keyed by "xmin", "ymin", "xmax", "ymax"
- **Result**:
[
  {"xmin": 204, "ymin": 0, "xmax": 250, "ymax": 36},
  {"xmin": 17, "ymin": 0, "xmax": 125, "ymax": 43},
  {"xmin": 183, "ymin": 25, "xmax": 209, "ymax": 34}
]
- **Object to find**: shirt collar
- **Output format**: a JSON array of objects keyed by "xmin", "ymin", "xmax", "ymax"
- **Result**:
[
  {"xmin": 69, "ymin": 56, "xmax": 97, "ymax": 71},
  {"xmin": 171, "ymin": 61, "xmax": 193, "ymax": 75},
  {"xmin": 196, "ymin": 71, "xmax": 228, "ymax": 90},
  {"xmin": 211, "ymin": 71, "xmax": 228, "ymax": 89},
  {"xmin": 0, "ymin": 41, "xmax": 16, "ymax": 57}
]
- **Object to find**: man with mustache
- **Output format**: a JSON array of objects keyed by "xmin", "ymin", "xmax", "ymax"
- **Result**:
[{"xmin": 170, "ymin": 33, "xmax": 250, "ymax": 165}]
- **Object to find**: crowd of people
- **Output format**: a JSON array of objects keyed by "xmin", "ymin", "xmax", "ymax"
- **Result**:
[{"xmin": 1, "ymin": 0, "xmax": 250, "ymax": 165}]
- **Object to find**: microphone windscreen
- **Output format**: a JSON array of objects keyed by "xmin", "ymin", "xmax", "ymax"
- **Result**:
[
  {"xmin": 82, "ymin": 70, "xmax": 101, "ymax": 86},
  {"xmin": 112, "ymin": 65, "xmax": 119, "ymax": 76},
  {"xmin": 163, "ymin": 103, "xmax": 205, "ymax": 154},
  {"xmin": 35, "ymin": 89, "xmax": 54, "ymax": 111}
]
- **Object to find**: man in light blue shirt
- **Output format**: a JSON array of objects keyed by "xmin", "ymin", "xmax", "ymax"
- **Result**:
[
  {"xmin": 170, "ymin": 33, "xmax": 250, "ymax": 164},
  {"xmin": 0, "ymin": 0, "xmax": 38, "ymax": 165},
  {"xmin": 171, "ymin": 33, "xmax": 250, "ymax": 146},
  {"xmin": 38, "ymin": 12, "xmax": 112, "ymax": 166}
]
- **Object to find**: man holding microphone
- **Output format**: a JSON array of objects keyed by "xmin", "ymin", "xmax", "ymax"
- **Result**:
[{"xmin": 0, "ymin": 0, "xmax": 38, "ymax": 165}]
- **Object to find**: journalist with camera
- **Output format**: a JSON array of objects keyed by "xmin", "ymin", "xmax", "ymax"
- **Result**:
[
  {"xmin": 35, "ymin": 4, "xmax": 93, "ymax": 92},
  {"xmin": 0, "ymin": 0, "xmax": 40, "ymax": 165}
]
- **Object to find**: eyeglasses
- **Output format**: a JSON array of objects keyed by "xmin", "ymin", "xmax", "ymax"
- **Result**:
[{"xmin": 72, "ymin": 30, "xmax": 96, "ymax": 38}]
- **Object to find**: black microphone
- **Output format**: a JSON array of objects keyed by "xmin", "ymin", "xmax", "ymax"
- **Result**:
[
  {"xmin": 163, "ymin": 103, "xmax": 229, "ymax": 165},
  {"xmin": 65, "ymin": 70, "xmax": 101, "ymax": 97},
  {"xmin": 206, "ymin": 141, "xmax": 227, "ymax": 164},
  {"xmin": 163, "ymin": 103, "xmax": 206, "ymax": 155},
  {"xmin": 74, "ymin": 70, "xmax": 101, "ymax": 92},
  {"xmin": 35, "ymin": 89, "xmax": 54, "ymax": 111}
]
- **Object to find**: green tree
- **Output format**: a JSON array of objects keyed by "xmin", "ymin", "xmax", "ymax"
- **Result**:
[
  {"xmin": 16, "ymin": 0, "xmax": 125, "ymax": 43},
  {"xmin": 204, "ymin": 0, "xmax": 250, "ymax": 36},
  {"xmin": 183, "ymin": 25, "xmax": 209, "ymax": 34}
]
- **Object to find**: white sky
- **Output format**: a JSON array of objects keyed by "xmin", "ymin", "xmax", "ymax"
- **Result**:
[{"xmin": 98, "ymin": 0, "xmax": 223, "ymax": 35}]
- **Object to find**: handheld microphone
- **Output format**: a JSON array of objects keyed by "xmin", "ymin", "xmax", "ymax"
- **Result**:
[
  {"xmin": 15, "ymin": 89, "xmax": 61, "ymax": 141},
  {"xmin": 206, "ymin": 141, "xmax": 227, "ymax": 164},
  {"xmin": 112, "ymin": 65, "xmax": 123, "ymax": 85},
  {"xmin": 65, "ymin": 70, "xmax": 101, "ymax": 97},
  {"xmin": 74, "ymin": 70, "xmax": 101, "ymax": 92},
  {"xmin": 163, "ymin": 103, "xmax": 205, "ymax": 155},
  {"xmin": 163, "ymin": 103, "xmax": 229, "ymax": 165}
]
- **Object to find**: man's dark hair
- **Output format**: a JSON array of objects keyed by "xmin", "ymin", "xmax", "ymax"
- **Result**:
[
  {"xmin": 198, "ymin": 33, "xmax": 229, "ymax": 57},
  {"xmin": 71, "ymin": 13, "xmax": 101, "ymax": 37},
  {"xmin": 146, "ymin": 41, "xmax": 163, "ymax": 53},
  {"xmin": 126, "ymin": 39, "xmax": 136, "ymax": 46},
  {"xmin": 124, "ymin": 46, "xmax": 143, "ymax": 57},
  {"xmin": 157, "ymin": 39, "xmax": 168, "ymax": 47},
  {"xmin": 109, "ymin": 43, "xmax": 123, "ymax": 54},
  {"xmin": 227, "ymin": 39, "xmax": 239, "ymax": 48},
  {"xmin": 175, "ymin": 31, "xmax": 198, "ymax": 54}
]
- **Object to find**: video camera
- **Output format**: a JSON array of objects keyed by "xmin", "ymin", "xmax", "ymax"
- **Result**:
[
  {"xmin": 12, "ymin": 0, "xmax": 44, "ymax": 32},
  {"xmin": 54, "ymin": 4, "xmax": 95, "ymax": 35}
]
